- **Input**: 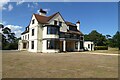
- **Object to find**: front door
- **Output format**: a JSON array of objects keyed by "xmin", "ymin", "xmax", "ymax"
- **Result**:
[{"xmin": 23, "ymin": 43, "xmax": 27, "ymax": 49}]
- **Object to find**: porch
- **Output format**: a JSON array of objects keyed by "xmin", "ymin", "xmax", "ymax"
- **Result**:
[
  {"xmin": 18, "ymin": 40, "xmax": 29, "ymax": 50},
  {"xmin": 59, "ymin": 39, "xmax": 84, "ymax": 52}
]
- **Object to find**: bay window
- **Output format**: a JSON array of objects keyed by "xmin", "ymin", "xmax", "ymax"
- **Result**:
[
  {"xmin": 47, "ymin": 26, "xmax": 59, "ymax": 34},
  {"xmin": 47, "ymin": 40, "xmax": 59, "ymax": 49}
]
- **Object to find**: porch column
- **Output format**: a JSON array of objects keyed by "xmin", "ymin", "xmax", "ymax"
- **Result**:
[
  {"xmin": 78, "ymin": 41, "xmax": 80, "ymax": 51},
  {"xmin": 63, "ymin": 40, "xmax": 66, "ymax": 52}
]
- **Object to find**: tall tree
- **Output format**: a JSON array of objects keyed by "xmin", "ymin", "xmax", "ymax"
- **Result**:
[
  {"xmin": 1, "ymin": 24, "xmax": 19, "ymax": 50},
  {"xmin": 84, "ymin": 30, "xmax": 107, "ymax": 46},
  {"xmin": 112, "ymin": 31, "xmax": 120, "ymax": 50}
]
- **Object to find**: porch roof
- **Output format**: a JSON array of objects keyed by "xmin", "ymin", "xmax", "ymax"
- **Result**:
[{"xmin": 42, "ymin": 38, "xmax": 80, "ymax": 41}]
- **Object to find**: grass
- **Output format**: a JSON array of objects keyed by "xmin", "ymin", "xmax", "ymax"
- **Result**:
[{"xmin": 2, "ymin": 50, "xmax": 118, "ymax": 78}]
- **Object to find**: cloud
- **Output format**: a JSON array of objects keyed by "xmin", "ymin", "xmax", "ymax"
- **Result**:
[
  {"xmin": 33, "ymin": 2, "xmax": 38, "ymax": 6},
  {"xmin": 37, "ymin": 8, "xmax": 50, "ymax": 14},
  {"xmin": 8, "ymin": 4, "xmax": 13, "ymax": 11},
  {"xmin": 0, "ymin": 0, "xmax": 10, "ymax": 11},
  {"xmin": 27, "ymin": 2, "xmax": 39, "ymax": 9},
  {"xmin": 5, "ymin": 25, "xmax": 23, "ymax": 38},
  {"xmin": 27, "ymin": 3, "xmax": 30, "ymax": 8},
  {"xmin": 43, "ymin": 8, "xmax": 50, "ymax": 13},
  {"xmin": 37, "ymin": 9, "xmax": 39, "ymax": 14},
  {"xmin": 16, "ymin": 0, "xmax": 25, "ymax": 5}
]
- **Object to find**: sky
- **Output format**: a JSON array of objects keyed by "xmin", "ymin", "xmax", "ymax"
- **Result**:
[{"xmin": 1, "ymin": 1, "xmax": 118, "ymax": 37}]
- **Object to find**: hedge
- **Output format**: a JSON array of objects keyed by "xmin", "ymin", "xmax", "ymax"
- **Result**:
[{"xmin": 94, "ymin": 46, "xmax": 108, "ymax": 50}]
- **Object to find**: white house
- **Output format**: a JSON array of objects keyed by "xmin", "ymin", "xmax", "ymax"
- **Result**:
[
  {"xmin": 84, "ymin": 41, "xmax": 94, "ymax": 51},
  {"xmin": 18, "ymin": 9, "xmax": 84, "ymax": 53}
]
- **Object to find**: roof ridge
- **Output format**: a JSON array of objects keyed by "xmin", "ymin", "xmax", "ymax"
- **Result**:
[
  {"xmin": 33, "ymin": 12, "xmax": 59, "ymax": 23},
  {"xmin": 47, "ymin": 12, "xmax": 59, "ymax": 21}
]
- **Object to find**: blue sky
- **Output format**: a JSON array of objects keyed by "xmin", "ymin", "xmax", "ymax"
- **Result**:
[{"xmin": 1, "ymin": 2, "xmax": 118, "ymax": 37}]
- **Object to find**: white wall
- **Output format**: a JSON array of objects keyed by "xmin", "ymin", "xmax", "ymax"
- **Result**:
[
  {"xmin": 28, "ymin": 14, "xmax": 39, "ymax": 52},
  {"xmin": 28, "ymin": 40, "xmax": 38, "ymax": 52},
  {"xmin": 84, "ymin": 41, "xmax": 94, "ymax": 51}
]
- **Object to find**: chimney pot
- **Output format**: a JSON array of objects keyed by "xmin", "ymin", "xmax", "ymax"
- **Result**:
[
  {"xmin": 76, "ymin": 20, "xmax": 80, "ymax": 31},
  {"xmin": 39, "ymin": 8, "xmax": 47, "ymax": 16}
]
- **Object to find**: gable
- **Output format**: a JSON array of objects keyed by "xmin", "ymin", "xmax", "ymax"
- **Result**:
[
  {"xmin": 29, "ymin": 14, "xmax": 39, "ymax": 28},
  {"xmin": 48, "ymin": 13, "xmax": 68, "ymax": 32}
]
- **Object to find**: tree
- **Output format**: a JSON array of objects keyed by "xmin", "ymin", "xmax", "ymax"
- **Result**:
[
  {"xmin": 84, "ymin": 30, "xmax": 107, "ymax": 46},
  {"xmin": 1, "ymin": 24, "xmax": 20, "ymax": 50},
  {"xmin": 112, "ymin": 31, "xmax": 120, "ymax": 50}
]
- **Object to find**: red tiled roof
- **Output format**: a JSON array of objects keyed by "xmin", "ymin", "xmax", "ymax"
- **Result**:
[
  {"xmin": 67, "ymin": 30, "xmax": 83, "ymax": 35},
  {"xmin": 65, "ymin": 21, "xmax": 76, "ymax": 27},
  {"xmin": 21, "ymin": 26, "xmax": 29, "ymax": 35},
  {"xmin": 34, "ymin": 12, "xmax": 59, "ymax": 24}
]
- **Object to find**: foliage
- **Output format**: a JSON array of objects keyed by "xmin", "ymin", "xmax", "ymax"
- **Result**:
[
  {"xmin": 109, "ymin": 31, "xmax": 120, "ymax": 50},
  {"xmin": 84, "ymin": 30, "xmax": 107, "ymax": 46},
  {"xmin": 94, "ymin": 46, "xmax": 108, "ymax": 50},
  {"xmin": 84, "ymin": 30, "xmax": 120, "ymax": 50},
  {"xmin": 1, "ymin": 24, "xmax": 20, "ymax": 50}
]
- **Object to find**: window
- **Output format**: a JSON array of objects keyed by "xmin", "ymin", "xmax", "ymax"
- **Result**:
[
  {"xmin": 80, "ymin": 41, "xmax": 83, "ymax": 49},
  {"xmin": 23, "ymin": 36, "xmax": 24, "ymax": 40},
  {"xmin": 80, "ymin": 36, "xmax": 83, "ymax": 40},
  {"xmin": 23, "ymin": 43, "xmax": 27, "ymax": 49},
  {"xmin": 25, "ymin": 35, "xmax": 27, "ymax": 40},
  {"xmin": 32, "ymin": 19, "xmax": 35, "ymax": 24},
  {"xmin": 69, "ymin": 26, "xmax": 77, "ymax": 31},
  {"xmin": 47, "ymin": 26, "xmax": 59, "ymax": 34},
  {"xmin": 32, "ymin": 29, "xmax": 34, "ymax": 36},
  {"xmin": 54, "ymin": 20, "xmax": 57, "ymax": 25},
  {"xmin": 59, "ymin": 22, "xmax": 62, "ymax": 26},
  {"xmin": 28, "ymin": 34, "xmax": 29, "ymax": 40},
  {"xmin": 31, "ymin": 41, "xmax": 34, "ymax": 49},
  {"xmin": 88, "ymin": 44, "xmax": 90, "ymax": 48},
  {"xmin": 47, "ymin": 40, "xmax": 59, "ymax": 49},
  {"xmin": 75, "ymin": 42, "xmax": 78, "ymax": 49}
]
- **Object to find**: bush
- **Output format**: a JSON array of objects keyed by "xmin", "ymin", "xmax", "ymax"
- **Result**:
[{"xmin": 94, "ymin": 46, "xmax": 108, "ymax": 50}]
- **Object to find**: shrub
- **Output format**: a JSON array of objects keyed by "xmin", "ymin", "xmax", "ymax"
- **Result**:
[{"xmin": 94, "ymin": 46, "xmax": 108, "ymax": 50}]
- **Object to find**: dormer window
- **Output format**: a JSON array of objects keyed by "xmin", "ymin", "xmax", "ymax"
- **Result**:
[
  {"xmin": 54, "ymin": 20, "xmax": 57, "ymax": 25},
  {"xmin": 59, "ymin": 22, "xmax": 62, "ymax": 27},
  {"xmin": 32, "ymin": 19, "xmax": 35, "ymax": 24}
]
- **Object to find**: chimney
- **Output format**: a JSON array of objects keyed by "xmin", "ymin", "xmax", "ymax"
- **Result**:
[
  {"xmin": 39, "ymin": 9, "xmax": 47, "ymax": 16},
  {"xmin": 76, "ymin": 20, "xmax": 80, "ymax": 31}
]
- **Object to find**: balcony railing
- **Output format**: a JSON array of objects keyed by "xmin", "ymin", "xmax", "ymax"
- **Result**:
[{"xmin": 59, "ymin": 33, "xmax": 83, "ymax": 40}]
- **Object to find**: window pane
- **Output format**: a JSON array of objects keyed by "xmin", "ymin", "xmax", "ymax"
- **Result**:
[
  {"xmin": 31, "ymin": 41, "xmax": 34, "ymax": 49},
  {"xmin": 47, "ymin": 26, "xmax": 58, "ymax": 34},
  {"xmin": 23, "ymin": 36, "xmax": 24, "ymax": 40},
  {"xmin": 75, "ymin": 42, "xmax": 78, "ymax": 49},
  {"xmin": 28, "ymin": 34, "xmax": 29, "ymax": 40},
  {"xmin": 54, "ymin": 20, "xmax": 57, "ymax": 25},
  {"xmin": 59, "ymin": 22, "xmax": 62, "ymax": 26},
  {"xmin": 32, "ymin": 29, "xmax": 34, "ymax": 36},
  {"xmin": 47, "ymin": 40, "xmax": 59, "ymax": 49},
  {"xmin": 32, "ymin": 19, "xmax": 35, "ymax": 24}
]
